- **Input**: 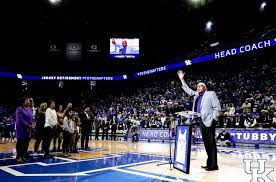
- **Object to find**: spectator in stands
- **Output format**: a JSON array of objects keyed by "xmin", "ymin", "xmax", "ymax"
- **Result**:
[
  {"xmin": 156, "ymin": 118, "xmax": 162, "ymax": 128},
  {"xmin": 251, "ymin": 108, "xmax": 260, "ymax": 125},
  {"xmin": 216, "ymin": 131, "xmax": 231, "ymax": 147},
  {"xmin": 170, "ymin": 118, "xmax": 178, "ymax": 137},
  {"xmin": 161, "ymin": 112, "xmax": 167, "ymax": 128},
  {"xmin": 224, "ymin": 103, "xmax": 235, "ymax": 127},
  {"xmin": 117, "ymin": 118, "xmax": 124, "ymax": 131},
  {"xmin": 242, "ymin": 99, "xmax": 251, "ymax": 114},
  {"xmin": 0, "ymin": 118, "xmax": 5, "ymax": 143},
  {"xmin": 234, "ymin": 113, "xmax": 241, "ymax": 128},
  {"xmin": 80, "ymin": 105, "xmax": 92, "ymax": 149},
  {"xmin": 272, "ymin": 112, "xmax": 276, "ymax": 128},
  {"xmin": 15, "ymin": 96, "xmax": 34, "ymax": 163},
  {"xmin": 150, "ymin": 117, "xmax": 156, "ymax": 128},
  {"xmin": 1, "ymin": 116, "xmax": 15, "ymax": 143},
  {"xmin": 1, "ymin": 118, "xmax": 10, "ymax": 143},
  {"xmin": 34, "ymin": 102, "xmax": 47, "ymax": 156},
  {"xmin": 244, "ymin": 114, "xmax": 257, "ymax": 128},
  {"xmin": 42, "ymin": 100, "xmax": 58, "ymax": 158}
]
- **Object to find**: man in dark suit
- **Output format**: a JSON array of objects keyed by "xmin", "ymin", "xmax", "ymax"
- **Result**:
[
  {"xmin": 110, "ymin": 117, "xmax": 117, "ymax": 141},
  {"xmin": 80, "ymin": 106, "xmax": 92, "ymax": 149},
  {"xmin": 102, "ymin": 116, "xmax": 109, "ymax": 140},
  {"xmin": 94, "ymin": 114, "xmax": 101, "ymax": 140}
]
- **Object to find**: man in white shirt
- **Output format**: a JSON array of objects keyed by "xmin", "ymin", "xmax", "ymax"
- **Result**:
[{"xmin": 42, "ymin": 100, "xmax": 58, "ymax": 158}]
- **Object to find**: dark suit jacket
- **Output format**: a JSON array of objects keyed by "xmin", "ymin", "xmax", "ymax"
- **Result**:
[
  {"xmin": 102, "ymin": 121, "xmax": 109, "ymax": 130},
  {"xmin": 94, "ymin": 118, "xmax": 100, "ymax": 128},
  {"xmin": 80, "ymin": 112, "xmax": 92, "ymax": 134}
]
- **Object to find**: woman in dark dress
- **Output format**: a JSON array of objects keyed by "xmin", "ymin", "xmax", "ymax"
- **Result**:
[
  {"xmin": 33, "ymin": 102, "xmax": 47, "ymax": 155},
  {"xmin": 53, "ymin": 105, "xmax": 64, "ymax": 152}
]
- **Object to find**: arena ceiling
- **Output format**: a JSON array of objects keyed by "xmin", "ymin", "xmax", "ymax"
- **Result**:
[{"xmin": 2, "ymin": 0, "xmax": 275, "ymax": 75}]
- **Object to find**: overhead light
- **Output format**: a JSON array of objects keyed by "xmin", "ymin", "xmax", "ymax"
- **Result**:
[
  {"xmin": 210, "ymin": 42, "xmax": 220, "ymax": 47},
  {"xmin": 260, "ymin": 2, "xmax": 267, "ymax": 11},
  {"xmin": 206, "ymin": 21, "xmax": 213, "ymax": 29},
  {"xmin": 49, "ymin": 0, "xmax": 62, "ymax": 5},
  {"xmin": 190, "ymin": 0, "xmax": 201, "ymax": 3},
  {"xmin": 17, "ymin": 74, "xmax": 23, "ymax": 79},
  {"xmin": 261, "ymin": 2, "xmax": 267, "ymax": 8},
  {"xmin": 205, "ymin": 20, "xmax": 213, "ymax": 32},
  {"xmin": 188, "ymin": 0, "xmax": 209, "ymax": 8},
  {"xmin": 58, "ymin": 81, "xmax": 64, "ymax": 88}
]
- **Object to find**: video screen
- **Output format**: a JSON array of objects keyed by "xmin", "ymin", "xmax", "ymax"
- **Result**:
[{"xmin": 110, "ymin": 38, "xmax": 139, "ymax": 59}]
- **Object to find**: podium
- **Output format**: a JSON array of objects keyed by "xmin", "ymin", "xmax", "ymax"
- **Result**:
[
  {"xmin": 175, "ymin": 111, "xmax": 201, "ymax": 125},
  {"xmin": 173, "ymin": 111, "xmax": 201, "ymax": 174}
]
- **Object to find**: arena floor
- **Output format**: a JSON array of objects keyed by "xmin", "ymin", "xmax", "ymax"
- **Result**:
[{"xmin": 0, "ymin": 140, "xmax": 275, "ymax": 182}]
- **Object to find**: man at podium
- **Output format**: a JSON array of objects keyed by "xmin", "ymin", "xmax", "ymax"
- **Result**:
[{"xmin": 177, "ymin": 70, "xmax": 221, "ymax": 171}]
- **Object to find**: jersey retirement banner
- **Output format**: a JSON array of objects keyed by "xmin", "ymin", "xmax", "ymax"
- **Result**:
[{"xmin": 173, "ymin": 125, "xmax": 192, "ymax": 174}]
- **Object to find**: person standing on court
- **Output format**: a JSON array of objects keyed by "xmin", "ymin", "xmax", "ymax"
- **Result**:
[
  {"xmin": 102, "ymin": 115, "xmax": 109, "ymax": 140},
  {"xmin": 94, "ymin": 114, "xmax": 101, "ymax": 140},
  {"xmin": 34, "ymin": 102, "xmax": 47, "ymax": 156},
  {"xmin": 177, "ymin": 70, "xmax": 221, "ymax": 171},
  {"xmin": 15, "ymin": 96, "xmax": 34, "ymax": 163},
  {"xmin": 62, "ymin": 109, "xmax": 74, "ymax": 157},
  {"xmin": 42, "ymin": 100, "xmax": 58, "ymax": 158},
  {"xmin": 110, "ymin": 116, "xmax": 117, "ymax": 141},
  {"xmin": 52, "ymin": 104, "xmax": 64, "ymax": 152},
  {"xmin": 80, "ymin": 105, "xmax": 92, "ymax": 149}
]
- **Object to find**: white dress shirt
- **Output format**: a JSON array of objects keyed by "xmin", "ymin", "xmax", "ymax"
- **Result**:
[{"xmin": 45, "ymin": 108, "xmax": 58, "ymax": 128}]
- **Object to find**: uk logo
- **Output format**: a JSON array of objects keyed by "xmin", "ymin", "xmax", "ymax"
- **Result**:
[
  {"xmin": 185, "ymin": 60, "xmax": 192, "ymax": 66},
  {"xmin": 244, "ymin": 159, "xmax": 274, "ymax": 182}
]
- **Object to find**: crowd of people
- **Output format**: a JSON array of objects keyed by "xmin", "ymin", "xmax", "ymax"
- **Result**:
[
  {"xmin": 0, "ymin": 57, "xmax": 275, "ymax": 163},
  {"xmin": 87, "ymin": 59, "xmax": 276, "ymax": 130}
]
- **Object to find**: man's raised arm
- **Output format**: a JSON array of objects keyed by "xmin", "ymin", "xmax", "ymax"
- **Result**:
[
  {"xmin": 112, "ymin": 38, "xmax": 122, "ymax": 49},
  {"xmin": 177, "ymin": 70, "xmax": 197, "ymax": 96}
]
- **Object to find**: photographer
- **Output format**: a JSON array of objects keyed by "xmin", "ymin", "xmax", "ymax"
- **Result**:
[{"xmin": 216, "ymin": 131, "xmax": 231, "ymax": 147}]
